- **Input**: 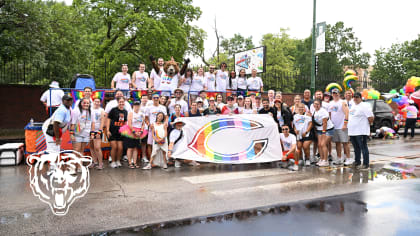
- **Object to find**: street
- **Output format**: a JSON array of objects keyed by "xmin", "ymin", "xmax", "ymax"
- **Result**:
[{"xmin": 0, "ymin": 135, "xmax": 419, "ymax": 235}]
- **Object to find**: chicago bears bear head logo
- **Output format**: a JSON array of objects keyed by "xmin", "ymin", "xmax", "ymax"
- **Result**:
[{"xmin": 26, "ymin": 150, "xmax": 92, "ymax": 216}]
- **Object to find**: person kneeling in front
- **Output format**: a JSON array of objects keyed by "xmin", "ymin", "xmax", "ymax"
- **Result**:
[{"xmin": 280, "ymin": 124, "xmax": 298, "ymax": 171}]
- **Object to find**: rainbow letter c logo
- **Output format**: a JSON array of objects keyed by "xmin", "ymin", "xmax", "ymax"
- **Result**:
[{"xmin": 188, "ymin": 118, "xmax": 268, "ymax": 162}]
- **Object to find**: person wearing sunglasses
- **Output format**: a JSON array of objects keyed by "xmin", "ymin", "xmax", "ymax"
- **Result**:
[
  {"xmin": 203, "ymin": 97, "xmax": 221, "ymax": 116},
  {"xmin": 145, "ymin": 93, "xmax": 168, "ymax": 161},
  {"xmin": 348, "ymin": 92, "xmax": 374, "ymax": 170},
  {"xmin": 205, "ymin": 65, "xmax": 217, "ymax": 92},
  {"xmin": 168, "ymin": 88, "xmax": 188, "ymax": 115},
  {"xmin": 280, "ymin": 124, "xmax": 298, "ymax": 171},
  {"xmin": 215, "ymin": 62, "xmax": 228, "ymax": 98}
]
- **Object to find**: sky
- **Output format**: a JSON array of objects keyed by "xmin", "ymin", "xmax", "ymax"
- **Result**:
[{"xmin": 64, "ymin": 0, "xmax": 420, "ymax": 65}]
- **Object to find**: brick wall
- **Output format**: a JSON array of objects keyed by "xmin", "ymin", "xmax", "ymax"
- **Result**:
[{"xmin": 0, "ymin": 84, "xmax": 49, "ymax": 129}]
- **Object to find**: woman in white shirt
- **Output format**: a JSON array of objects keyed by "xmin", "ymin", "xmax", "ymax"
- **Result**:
[
  {"xmin": 178, "ymin": 68, "xmax": 193, "ymax": 100},
  {"xmin": 312, "ymin": 99, "xmax": 334, "ymax": 167},
  {"xmin": 71, "ymin": 98, "xmax": 94, "ymax": 161},
  {"xmin": 237, "ymin": 69, "xmax": 247, "ymax": 95},
  {"xmin": 293, "ymin": 103, "xmax": 313, "ymax": 166},
  {"xmin": 90, "ymin": 98, "xmax": 105, "ymax": 169},
  {"xmin": 190, "ymin": 67, "xmax": 207, "ymax": 102},
  {"xmin": 242, "ymin": 97, "xmax": 257, "ymax": 114},
  {"xmin": 227, "ymin": 70, "xmax": 238, "ymax": 91},
  {"xmin": 216, "ymin": 93, "xmax": 225, "ymax": 110}
]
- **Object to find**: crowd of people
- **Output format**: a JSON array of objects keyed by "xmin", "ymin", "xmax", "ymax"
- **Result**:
[{"xmin": 40, "ymin": 62, "xmax": 418, "ymax": 172}]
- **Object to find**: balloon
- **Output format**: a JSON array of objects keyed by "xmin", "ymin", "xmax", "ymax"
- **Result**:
[
  {"xmin": 389, "ymin": 89, "xmax": 398, "ymax": 95},
  {"xmin": 325, "ymin": 83, "xmax": 343, "ymax": 93},
  {"xmin": 405, "ymin": 86, "xmax": 415, "ymax": 94},
  {"xmin": 362, "ymin": 89, "xmax": 369, "ymax": 99},
  {"xmin": 344, "ymin": 69, "xmax": 357, "ymax": 77},
  {"xmin": 400, "ymin": 88, "xmax": 405, "ymax": 96},
  {"xmin": 343, "ymin": 75, "xmax": 358, "ymax": 90}
]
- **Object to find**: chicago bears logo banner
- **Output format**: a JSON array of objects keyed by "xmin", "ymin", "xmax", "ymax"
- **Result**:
[{"xmin": 172, "ymin": 114, "xmax": 282, "ymax": 163}]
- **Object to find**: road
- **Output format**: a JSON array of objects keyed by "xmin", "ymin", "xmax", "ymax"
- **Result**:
[{"xmin": 0, "ymin": 136, "xmax": 419, "ymax": 235}]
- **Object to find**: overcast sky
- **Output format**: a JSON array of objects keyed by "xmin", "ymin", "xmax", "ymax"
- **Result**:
[{"xmin": 64, "ymin": 0, "xmax": 420, "ymax": 65}]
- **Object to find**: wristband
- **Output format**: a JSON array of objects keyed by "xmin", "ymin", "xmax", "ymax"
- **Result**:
[{"xmin": 322, "ymin": 130, "xmax": 326, "ymax": 133}]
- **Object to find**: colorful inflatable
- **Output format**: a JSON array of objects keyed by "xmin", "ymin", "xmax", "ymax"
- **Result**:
[{"xmin": 325, "ymin": 83, "xmax": 343, "ymax": 93}]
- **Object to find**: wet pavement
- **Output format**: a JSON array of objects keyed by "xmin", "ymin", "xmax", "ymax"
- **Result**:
[{"xmin": 0, "ymin": 136, "xmax": 420, "ymax": 235}]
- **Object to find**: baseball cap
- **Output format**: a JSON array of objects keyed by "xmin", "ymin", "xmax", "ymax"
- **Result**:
[
  {"xmin": 227, "ymin": 96, "xmax": 234, "ymax": 101},
  {"xmin": 274, "ymin": 99, "xmax": 282, "ymax": 103},
  {"xmin": 324, "ymin": 91, "xmax": 331, "ymax": 96},
  {"xmin": 331, "ymin": 88, "xmax": 340, "ymax": 94},
  {"xmin": 237, "ymin": 95, "xmax": 244, "ymax": 99},
  {"xmin": 196, "ymin": 97, "xmax": 203, "ymax": 103}
]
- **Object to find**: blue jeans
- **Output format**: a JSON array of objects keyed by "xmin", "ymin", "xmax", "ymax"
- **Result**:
[{"xmin": 350, "ymin": 135, "xmax": 369, "ymax": 165}]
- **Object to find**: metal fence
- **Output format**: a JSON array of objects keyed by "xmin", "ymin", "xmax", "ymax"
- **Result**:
[{"xmin": 1, "ymin": 58, "xmax": 373, "ymax": 92}]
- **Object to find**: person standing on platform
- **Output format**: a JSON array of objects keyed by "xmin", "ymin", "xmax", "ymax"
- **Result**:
[{"xmin": 40, "ymin": 81, "xmax": 64, "ymax": 116}]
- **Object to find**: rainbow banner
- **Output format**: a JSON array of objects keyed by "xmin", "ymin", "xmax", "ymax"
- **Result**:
[
  {"xmin": 206, "ymin": 91, "xmax": 222, "ymax": 99},
  {"xmin": 130, "ymin": 90, "xmax": 148, "ymax": 101},
  {"xmin": 91, "ymin": 90, "xmax": 105, "ymax": 101},
  {"xmin": 172, "ymin": 114, "xmax": 282, "ymax": 164},
  {"xmin": 246, "ymin": 91, "xmax": 260, "ymax": 97},
  {"xmin": 71, "ymin": 90, "xmax": 84, "ymax": 101}
]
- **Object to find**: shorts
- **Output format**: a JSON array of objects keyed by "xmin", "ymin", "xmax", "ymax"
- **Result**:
[
  {"xmin": 109, "ymin": 132, "xmax": 123, "ymax": 141},
  {"xmin": 141, "ymin": 135, "xmax": 148, "ymax": 144},
  {"xmin": 316, "ymin": 129, "xmax": 334, "ymax": 137},
  {"xmin": 332, "ymin": 129, "xmax": 349, "ymax": 142},
  {"xmin": 74, "ymin": 135, "xmax": 90, "ymax": 143},
  {"xmin": 282, "ymin": 150, "xmax": 295, "ymax": 160},
  {"xmin": 124, "ymin": 137, "xmax": 140, "ymax": 148}
]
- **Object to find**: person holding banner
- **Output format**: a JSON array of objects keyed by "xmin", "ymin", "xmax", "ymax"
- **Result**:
[
  {"xmin": 221, "ymin": 96, "xmax": 239, "ymax": 115},
  {"xmin": 280, "ymin": 124, "xmax": 298, "ymax": 171},
  {"xmin": 143, "ymin": 112, "xmax": 168, "ymax": 170},
  {"xmin": 215, "ymin": 93, "xmax": 225, "ymax": 110},
  {"xmin": 168, "ymin": 118, "xmax": 200, "ymax": 168},
  {"xmin": 131, "ymin": 63, "xmax": 149, "ymax": 90},
  {"xmin": 205, "ymin": 65, "xmax": 217, "ymax": 92},
  {"xmin": 188, "ymin": 102, "xmax": 202, "ymax": 117},
  {"xmin": 258, "ymin": 98, "xmax": 278, "ymax": 124},
  {"xmin": 247, "ymin": 69, "xmax": 264, "ymax": 93},
  {"xmin": 242, "ymin": 97, "xmax": 257, "ymax": 114}
]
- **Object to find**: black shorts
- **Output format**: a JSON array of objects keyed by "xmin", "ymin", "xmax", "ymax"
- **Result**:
[
  {"xmin": 124, "ymin": 137, "xmax": 140, "ymax": 148},
  {"xmin": 109, "ymin": 132, "xmax": 123, "ymax": 141},
  {"xmin": 298, "ymin": 136, "xmax": 313, "ymax": 142},
  {"xmin": 140, "ymin": 135, "xmax": 148, "ymax": 144}
]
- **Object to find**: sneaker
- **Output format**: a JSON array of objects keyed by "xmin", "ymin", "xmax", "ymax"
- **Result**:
[
  {"xmin": 122, "ymin": 155, "xmax": 128, "ymax": 162},
  {"xmin": 332, "ymin": 158, "xmax": 342, "ymax": 165},
  {"xmin": 281, "ymin": 161, "xmax": 289, "ymax": 168},
  {"xmin": 142, "ymin": 157, "xmax": 149, "ymax": 163},
  {"xmin": 317, "ymin": 160, "xmax": 329, "ymax": 167},
  {"xmin": 142, "ymin": 163, "xmax": 151, "ymax": 170},
  {"xmin": 360, "ymin": 164, "xmax": 370, "ymax": 170},
  {"xmin": 344, "ymin": 158, "xmax": 354, "ymax": 166},
  {"xmin": 288, "ymin": 164, "xmax": 299, "ymax": 171},
  {"xmin": 162, "ymin": 163, "xmax": 168, "ymax": 169},
  {"xmin": 110, "ymin": 162, "xmax": 118, "ymax": 168},
  {"xmin": 305, "ymin": 160, "xmax": 311, "ymax": 166},
  {"xmin": 328, "ymin": 155, "xmax": 333, "ymax": 162},
  {"xmin": 189, "ymin": 161, "xmax": 200, "ymax": 166},
  {"xmin": 116, "ymin": 161, "xmax": 122, "ymax": 167},
  {"xmin": 174, "ymin": 160, "xmax": 181, "ymax": 168}
]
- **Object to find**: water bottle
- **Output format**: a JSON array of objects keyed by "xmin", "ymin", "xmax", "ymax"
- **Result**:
[{"xmin": 30, "ymin": 118, "xmax": 34, "ymax": 126}]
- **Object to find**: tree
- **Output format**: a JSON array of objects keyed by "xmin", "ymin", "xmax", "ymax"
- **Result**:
[
  {"xmin": 261, "ymin": 29, "xmax": 298, "ymax": 92},
  {"xmin": 294, "ymin": 21, "xmax": 370, "ymax": 77},
  {"xmin": 404, "ymin": 34, "xmax": 420, "ymax": 77},
  {"xmin": 370, "ymin": 43, "xmax": 409, "ymax": 91},
  {"xmin": 220, "ymin": 33, "xmax": 254, "ymax": 57}
]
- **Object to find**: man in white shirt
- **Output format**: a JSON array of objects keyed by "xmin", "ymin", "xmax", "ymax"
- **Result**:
[
  {"xmin": 104, "ymin": 90, "xmax": 132, "ymax": 114},
  {"xmin": 168, "ymin": 88, "xmax": 188, "ymax": 115},
  {"xmin": 149, "ymin": 58, "xmax": 164, "ymax": 90},
  {"xmin": 348, "ymin": 92, "xmax": 374, "ymax": 170},
  {"xmin": 40, "ymin": 81, "xmax": 64, "ymax": 116},
  {"xmin": 215, "ymin": 62, "xmax": 228, "ymax": 93},
  {"xmin": 205, "ymin": 65, "xmax": 217, "ymax": 91},
  {"xmin": 247, "ymin": 69, "xmax": 264, "ymax": 92},
  {"xmin": 280, "ymin": 124, "xmax": 298, "ymax": 171},
  {"xmin": 111, "ymin": 64, "xmax": 131, "ymax": 97},
  {"xmin": 131, "ymin": 63, "xmax": 149, "ymax": 90},
  {"xmin": 329, "ymin": 88, "xmax": 350, "ymax": 165}
]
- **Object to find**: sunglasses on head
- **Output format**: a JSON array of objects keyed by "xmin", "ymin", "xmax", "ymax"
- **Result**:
[{"xmin": 122, "ymin": 64, "xmax": 127, "ymax": 66}]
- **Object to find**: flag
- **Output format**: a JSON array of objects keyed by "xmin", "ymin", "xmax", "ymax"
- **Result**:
[{"xmin": 91, "ymin": 90, "xmax": 105, "ymax": 101}]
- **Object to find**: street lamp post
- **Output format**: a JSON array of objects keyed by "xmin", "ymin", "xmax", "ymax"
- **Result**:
[{"xmin": 310, "ymin": 0, "xmax": 316, "ymax": 94}]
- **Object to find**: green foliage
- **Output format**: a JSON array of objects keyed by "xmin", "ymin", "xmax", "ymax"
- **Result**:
[
  {"xmin": 220, "ymin": 33, "xmax": 255, "ymax": 57},
  {"xmin": 404, "ymin": 34, "xmax": 420, "ymax": 77},
  {"xmin": 261, "ymin": 29, "xmax": 298, "ymax": 92}
]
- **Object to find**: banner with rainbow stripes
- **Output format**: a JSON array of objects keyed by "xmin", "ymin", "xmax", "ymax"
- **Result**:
[{"xmin": 172, "ymin": 114, "xmax": 282, "ymax": 163}]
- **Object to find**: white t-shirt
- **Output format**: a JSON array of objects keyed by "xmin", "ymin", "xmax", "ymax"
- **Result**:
[
  {"xmin": 104, "ymin": 99, "xmax": 133, "ymax": 114},
  {"xmin": 131, "ymin": 110, "xmax": 145, "ymax": 129},
  {"xmin": 71, "ymin": 108, "xmax": 92, "ymax": 137},
  {"xmin": 280, "ymin": 133, "xmax": 296, "ymax": 151},
  {"xmin": 159, "ymin": 73, "xmax": 179, "ymax": 94},
  {"xmin": 169, "ymin": 129, "xmax": 183, "ymax": 153},
  {"xmin": 168, "ymin": 98, "xmax": 188, "ymax": 115},
  {"xmin": 242, "ymin": 108, "xmax": 255, "ymax": 114},
  {"xmin": 205, "ymin": 72, "xmax": 216, "ymax": 91},
  {"xmin": 179, "ymin": 76, "xmax": 192, "ymax": 93},
  {"xmin": 133, "ymin": 71, "xmax": 149, "ymax": 90},
  {"xmin": 247, "ymin": 76, "xmax": 263, "ymax": 91},
  {"xmin": 91, "ymin": 107, "xmax": 104, "ymax": 131},
  {"xmin": 113, "ymin": 72, "xmax": 131, "ymax": 90},
  {"xmin": 276, "ymin": 109, "xmax": 284, "ymax": 126},
  {"xmin": 237, "ymin": 77, "xmax": 247, "ymax": 90},
  {"xmin": 348, "ymin": 102, "xmax": 373, "ymax": 136},
  {"xmin": 329, "ymin": 99, "xmax": 346, "ymax": 129},
  {"xmin": 140, "ymin": 103, "xmax": 152, "ymax": 129},
  {"xmin": 146, "ymin": 104, "xmax": 167, "ymax": 125},
  {"xmin": 310, "ymin": 102, "xmax": 330, "ymax": 114},
  {"xmin": 227, "ymin": 77, "xmax": 238, "ymax": 90},
  {"xmin": 313, "ymin": 108, "xmax": 334, "ymax": 131},
  {"xmin": 40, "ymin": 89, "xmax": 64, "ymax": 106},
  {"xmin": 293, "ymin": 114, "xmax": 312, "ymax": 139},
  {"xmin": 190, "ymin": 75, "xmax": 205, "ymax": 94},
  {"xmin": 150, "ymin": 68, "xmax": 163, "ymax": 90},
  {"xmin": 215, "ymin": 70, "xmax": 228, "ymax": 92},
  {"xmin": 345, "ymin": 99, "xmax": 355, "ymax": 110}
]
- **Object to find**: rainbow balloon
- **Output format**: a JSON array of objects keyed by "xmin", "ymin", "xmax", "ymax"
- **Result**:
[
  {"xmin": 344, "ymin": 69, "xmax": 356, "ymax": 77},
  {"xmin": 325, "ymin": 83, "xmax": 343, "ymax": 93},
  {"xmin": 188, "ymin": 118, "xmax": 268, "ymax": 162},
  {"xmin": 343, "ymin": 75, "xmax": 358, "ymax": 90}
]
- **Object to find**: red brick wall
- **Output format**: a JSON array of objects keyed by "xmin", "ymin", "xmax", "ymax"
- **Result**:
[{"xmin": 0, "ymin": 84, "xmax": 49, "ymax": 129}]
